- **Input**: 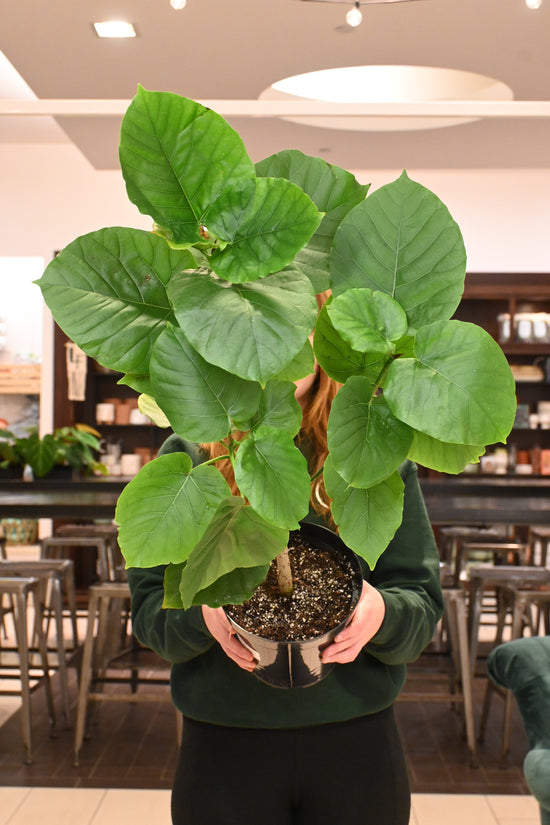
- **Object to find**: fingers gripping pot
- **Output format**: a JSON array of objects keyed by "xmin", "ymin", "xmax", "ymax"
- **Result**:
[{"xmin": 224, "ymin": 522, "xmax": 363, "ymax": 689}]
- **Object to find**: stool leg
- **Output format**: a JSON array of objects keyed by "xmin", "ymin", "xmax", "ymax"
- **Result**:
[
  {"xmin": 50, "ymin": 577, "xmax": 71, "ymax": 725},
  {"xmin": 63, "ymin": 566, "xmax": 79, "ymax": 650},
  {"xmin": 468, "ymin": 578, "xmax": 483, "ymax": 676},
  {"xmin": 478, "ymin": 678, "xmax": 493, "ymax": 742},
  {"xmin": 13, "ymin": 588, "xmax": 33, "ymax": 764},
  {"xmin": 32, "ymin": 588, "xmax": 57, "ymax": 734},
  {"xmin": 74, "ymin": 589, "xmax": 99, "ymax": 766},
  {"xmin": 447, "ymin": 590, "xmax": 478, "ymax": 766},
  {"xmin": 497, "ymin": 595, "xmax": 528, "ymax": 764}
]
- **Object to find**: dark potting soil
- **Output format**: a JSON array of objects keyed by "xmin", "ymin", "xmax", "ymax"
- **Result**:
[{"xmin": 225, "ymin": 535, "xmax": 357, "ymax": 641}]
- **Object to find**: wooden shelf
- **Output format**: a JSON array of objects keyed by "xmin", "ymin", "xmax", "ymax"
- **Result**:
[{"xmin": 0, "ymin": 363, "xmax": 41, "ymax": 394}]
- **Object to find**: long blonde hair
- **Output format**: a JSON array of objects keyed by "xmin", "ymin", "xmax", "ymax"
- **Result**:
[{"xmin": 203, "ymin": 291, "xmax": 339, "ymax": 519}]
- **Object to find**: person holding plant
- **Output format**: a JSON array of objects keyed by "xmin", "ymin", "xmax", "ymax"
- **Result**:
[
  {"xmin": 127, "ymin": 355, "xmax": 444, "ymax": 825},
  {"xmin": 36, "ymin": 85, "xmax": 515, "ymax": 825}
]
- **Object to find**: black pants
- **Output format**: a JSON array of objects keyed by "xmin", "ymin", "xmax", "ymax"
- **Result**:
[{"xmin": 171, "ymin": 707, "xmax": 410, "ymax": 825}]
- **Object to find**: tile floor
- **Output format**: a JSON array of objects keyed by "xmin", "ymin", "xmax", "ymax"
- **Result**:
[
  {"xmin": 0, "ymin": 542, "xmax": 544, "ymax": 823},
  {"xmin": 0, "ymin": 787, "xmax": 542, "ymax": 825}
]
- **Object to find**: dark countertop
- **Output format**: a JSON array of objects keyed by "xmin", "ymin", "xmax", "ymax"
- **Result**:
[
  {"xmin": 419, "ymin": 474, "xmax": 550, "ymax": 525},
  {"xmin": 1, "ymin": 473, "xmax": 550, "ymax": 525}
]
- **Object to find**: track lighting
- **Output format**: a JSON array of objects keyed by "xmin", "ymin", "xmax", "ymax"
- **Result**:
[{"xmin": 346, "ymin": 1, "xmax": 363, "ymax": 26}]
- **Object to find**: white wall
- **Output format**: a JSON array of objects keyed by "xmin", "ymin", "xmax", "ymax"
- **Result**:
[
  {"xmin": 1, "ymin": 142, "xmax": 549, "ymax": 272},
  {"xmin": 1, "ymin": 141, "xmax": 549, "ymax": 428},
  {"xmin": 0, "ymin": 142, "xmax": 151, "ymax": 432},
  {"xmin": 0, "ymin": 143, "xmax": 151, "ymax": 260},
  {"xmin": 355, "ymin": 168, "xmax": 550, "ymax": 273}
]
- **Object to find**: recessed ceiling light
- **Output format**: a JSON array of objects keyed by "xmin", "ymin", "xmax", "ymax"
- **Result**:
[
  {"xmin": 93, "ymin": 21, "xmax": 136, "ymax": 38},
  {"xmin": 260, "ymin": 65, "xmax": 514, "ymax": 131}
]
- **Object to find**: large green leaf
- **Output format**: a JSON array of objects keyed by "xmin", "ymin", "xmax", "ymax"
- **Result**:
[
  {"xmin": 116, "ymin": 453, "xmax": 231, "ymax": 568},
  {"xmin": 188, "ymin": 564, "xmax": 271, "ymax": 608},
  {"xmin": 179, "ymin": 497, "xmax": 288, "ymax": 608},
  {"xmin": 168, "ymin": 268, "xmax": 317, "ymax": 385},
  {"xmin": 313, "ymin": 300, "xmax": 387, "ymax": 385},
  {"xmin": 206, "ymin": 177, "xmax": 322, "ymax": 282},
  {"xmin": 233, "ymin": 427, "xmax": 311, "ymax": 529},
  {"xmin": 119, "ymin": 86, "xmax": 255, "ymax": 246},
  {"xmin": 118, "ymin": 373, "xmax": 152, "ymax": 395},
  {"xmin": 150, "ymin": 325, "xmax": 262, "ymax": 442},
  {"xmin": 408, "ymin": 431, "xmax": 485, "ymax": 474},
  {"xmin": 36, "ymin": 227, "xmax": 192, "ymax": 375},
  {"xmin": 256, "ymin": 150, "xmax": 369, "ymax": 292},
  {"xmin": 245, "ymin": 381, "xmax": 303, "ymax": 436},
  {"xmin": 164, "ymin": 559, "xmax": 268, "ymax": 609},
  {"xmin": 384, "ymin": 320, "xmax": 517, "ymax": 446},
  {"xmin": 163, "ymin": 562, "xmax": 186, "ymax": 609},
  {"xmin": 328, "ymin": 288, "xmax": 408, "ymax": 356},
  {"xmin": 330, "ymin": 171, "xmax": 466, "ymax": 330},
  {"xmin": 324, "ymin": 457, "xmax": 404, "ymax": 569},
  {"xmin": 272, "ymin": 339, "xmax": 315, "ymax": 383},
  {"xmin": 328, "ymin": 377, "xmax": 413, "ymax": 488}
]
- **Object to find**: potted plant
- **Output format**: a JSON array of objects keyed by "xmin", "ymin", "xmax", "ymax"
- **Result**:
[
  {"xmin": 0, "ymin": 424, "xmax": 106, "ymax": 479},
  {"xmin": 36, "ymin": 87, "xmax": 516, "ymax": 687}
]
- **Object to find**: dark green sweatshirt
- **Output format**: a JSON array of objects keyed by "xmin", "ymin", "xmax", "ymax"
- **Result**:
[{"xmin": 127, "ymin": 443, "xmax": 443, "ymax": 729}]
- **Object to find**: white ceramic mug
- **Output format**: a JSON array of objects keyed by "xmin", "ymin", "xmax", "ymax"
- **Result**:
[
  {"xmin": 120, "ymin": 453, "xmax": 142, "ymax": 476},
  {"xmin": 96, "ymin": 402, "xmax": 115, "ymax": 424}
]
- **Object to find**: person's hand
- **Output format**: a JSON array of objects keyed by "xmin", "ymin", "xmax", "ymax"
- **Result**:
[
  {"xmin": 201, "ymin": 605, "xmax": 257, "ymax": 672},
  {"xmin": 321, "ymin": 580, "xmax": 385, "ymax": 665}
]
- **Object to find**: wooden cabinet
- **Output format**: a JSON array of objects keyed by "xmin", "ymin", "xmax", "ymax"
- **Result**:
[
  {"xmin": 53, "ymin": 325, "xmax": 168, "ymax": 470},
  {"xmin": 452, "ymin": 273, "xmax": 550, "ymax": 476}
]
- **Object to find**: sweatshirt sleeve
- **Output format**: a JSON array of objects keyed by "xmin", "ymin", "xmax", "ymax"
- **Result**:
[
  {"xmin": 365, "ymin": 461, "xmax": 444, "ymax": 666},
  {"xmin": 127, "ymin": 564, "xmax": 216, "ymax": 664}
]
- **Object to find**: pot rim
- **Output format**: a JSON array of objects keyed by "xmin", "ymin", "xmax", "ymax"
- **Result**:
[{"xmin": 224, "ymin": 521, "xmax": 363, "ymax": 645}]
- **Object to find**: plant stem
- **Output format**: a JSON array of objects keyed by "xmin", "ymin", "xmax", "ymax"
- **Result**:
[
  {"xmin": 276, "ymin": 547, "xmax": 293, "ymax": 596},
  {"xmin": 201, "ymin": 453, "xmax": 230, "ymax": 467}
]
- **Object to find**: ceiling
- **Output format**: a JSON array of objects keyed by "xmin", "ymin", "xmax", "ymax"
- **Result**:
[{"xmin": 1, "ymin": 0, "xmax": 550, "ymax": 171}]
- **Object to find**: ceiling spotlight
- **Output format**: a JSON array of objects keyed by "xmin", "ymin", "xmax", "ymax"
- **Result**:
[
  {"xmin": 346, "ymin": 1, "xmax": 363, "ymax": 26},
  {"xmin": 525, "ymin": 0, "xmax": 542, "ymax": 7},
  {"xmin": 93, "ymin": 21, "xmax": 136, "ymax": 38},
  {"xmin": 170, "ymin": 0, "xmax": 187, "ymax": 8}
]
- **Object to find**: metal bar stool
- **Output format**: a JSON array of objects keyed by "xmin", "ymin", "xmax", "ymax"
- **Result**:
[
  {"xmin": 527, "ymin": 526, "xmax": 550, "ymax": 567},
  {"xmin": 0, "ymin": 558, "xmax": 78, "ymax": 724},
  {"xmin": 41, "ymin": 534, "xmax": 113, "ymax": 584},
  {"xmin": 74, "ymin": 581, "xmax": 172, "ymax": 766},
  {"xmin": 0, "ymin": 576, "xmax": 56, "ymax": 764},
  {"xmin": 54, "ymin": 523, "xmax": 125, "ymax": 582},
  {"xmin": 458, "ymin": 540, "xmax": 529, "ymax": 587},
  {"xmin": 479, "ymin": 582, "xmax": 550, "ymax": 763},
  {"xmin": 438, "ymin": 526, "xmax": 511, "ymax": 586},
  {"xmin": 467, "ymin": 565, "xmax": 550, "ymax": 676}
]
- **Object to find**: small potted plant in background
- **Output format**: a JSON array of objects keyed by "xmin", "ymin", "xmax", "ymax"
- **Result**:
[
  {"xmin": 0, "ymin": 424, "xmax": 106, "ymax": 479},
  {"xmin": 36, "ymin": 87, "xmax": 516, "ymax": 687}
]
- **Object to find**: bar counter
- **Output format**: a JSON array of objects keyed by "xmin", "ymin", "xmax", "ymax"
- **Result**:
[
  {"xmin": 0, "ymin": 476, "xmax": 128, "ymax": 520},
  {"xmin": 419, "ymin": 475, "xmax": 550, "ymax": 525},
  {"xmin": 1, "ymin": 473, "xmax": 550, "ymax": 527}
]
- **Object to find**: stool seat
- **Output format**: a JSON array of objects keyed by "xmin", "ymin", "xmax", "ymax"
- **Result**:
[{"xmin": 41, "ymin": 535, "xmax": 114, "ymax": 583}]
